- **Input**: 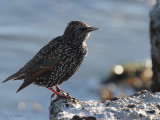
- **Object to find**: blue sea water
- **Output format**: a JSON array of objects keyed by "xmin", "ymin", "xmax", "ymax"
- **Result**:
[{"xmin": 0, "ymin": 0, "xmax": 153, "ymax": 119}]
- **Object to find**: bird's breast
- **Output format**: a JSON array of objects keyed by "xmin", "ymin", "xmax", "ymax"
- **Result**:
[{"xmin": 82, "ymin": 41, "xmax": 88, "ymax": 56}]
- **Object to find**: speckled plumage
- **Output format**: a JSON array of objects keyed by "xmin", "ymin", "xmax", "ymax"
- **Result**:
[{"xmin": 3, "ymin": 21, "xmax": 99, "ymax": 93}]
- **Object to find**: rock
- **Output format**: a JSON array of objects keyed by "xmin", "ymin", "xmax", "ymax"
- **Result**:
[
  {"xmin": 49, "ymin": 90, "xmax": 160, "ymax": 120},
  {"xmin": 71, "ymin": 115, "xmax": 97, "ymax": 120},
  {"xmin": 127, "ymin": 103, "xmax": 136, "ymax": 108}
]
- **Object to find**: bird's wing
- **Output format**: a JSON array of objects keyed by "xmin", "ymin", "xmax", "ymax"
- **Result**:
[
  {"xmin": 16, "ymin": 58, "xmax": 60, "ymax": 92},
  {"xmin": 25, "ymin": 57, "xmax": 60, "ymax": 77},
  {"xmin": 15, "ymin": 38, "xmax": 63, "ymax": 92},
  {"xmin": 3, "ymin": 37, "xmax": 62, "ymax": 85},
  {"xmin": 21, "ymin": 39, "xmax": 61, "ymax": 75}
]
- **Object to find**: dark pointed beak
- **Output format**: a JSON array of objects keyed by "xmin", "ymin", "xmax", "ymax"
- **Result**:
[{"xmin": 86, "ymin": 27, "xmax": 100, "ymax": 32}]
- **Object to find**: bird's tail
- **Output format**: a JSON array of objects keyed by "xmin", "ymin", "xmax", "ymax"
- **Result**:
[
  {"xmin": 2, "ymin": 72, "xmax": 22, "ymax": 83},
  {"xmin": 16, "ymin": 77, "xmax": 34, "ymax": 93}
]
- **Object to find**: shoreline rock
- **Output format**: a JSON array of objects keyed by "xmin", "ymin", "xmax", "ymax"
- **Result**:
[{"xmin": 49, "ymin": 90, "xmax": 160, "ymax": 120}]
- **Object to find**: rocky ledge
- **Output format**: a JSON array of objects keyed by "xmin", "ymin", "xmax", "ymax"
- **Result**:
[{"xmin": 49, "ymin": 90, "xmax": 160, "ymax": 120}]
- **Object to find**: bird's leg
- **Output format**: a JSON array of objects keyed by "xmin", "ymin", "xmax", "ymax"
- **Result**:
[
  {"xmin": 55, "ymin": 85, "xmax": 61, "ymax": 92},
  {"xmin": 48, "ymin": 87, "xmax": 60, "ymax": 96},
  {"xmin": 54, "ymin": 85, "xmax": 70, "ymax": 97},
  {"xmin": 49, "ymin": 87, "xmax": 71, "ymax": 100}
]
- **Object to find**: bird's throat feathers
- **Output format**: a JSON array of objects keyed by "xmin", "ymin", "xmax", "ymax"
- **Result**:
[{"xmin": 62, "ymin": 32, "xmax": 90, "ymax": 45}]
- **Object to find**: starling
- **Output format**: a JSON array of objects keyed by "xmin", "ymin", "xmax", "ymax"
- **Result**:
[{"xmin": 2, "ymin": 21, "xmax": 99, "ymax": 95}]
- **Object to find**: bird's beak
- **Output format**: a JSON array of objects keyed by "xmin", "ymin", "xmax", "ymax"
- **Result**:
[{"xmin": 86, "ymin": 27, "xmax": 100, "ymax": 32}]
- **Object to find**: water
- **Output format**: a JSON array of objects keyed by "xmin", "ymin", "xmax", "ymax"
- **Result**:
[{"xmin": 0, "ymin": 0, "xmax": 155, "ymax": 119}]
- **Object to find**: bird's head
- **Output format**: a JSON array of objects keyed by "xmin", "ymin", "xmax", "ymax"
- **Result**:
[{"xmin": 63, "ymin": 21, "xmax": 100, "ymax": 44}]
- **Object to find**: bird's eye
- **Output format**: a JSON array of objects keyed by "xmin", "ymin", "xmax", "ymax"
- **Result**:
[{"xmin": 79, "ymin": 27, "xmax": 87, "ymax": 31}]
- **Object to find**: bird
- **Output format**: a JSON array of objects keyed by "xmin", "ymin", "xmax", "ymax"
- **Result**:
[{"xmin": 2, "ymin": 21, "xmax": 100, "ymax": 96}]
